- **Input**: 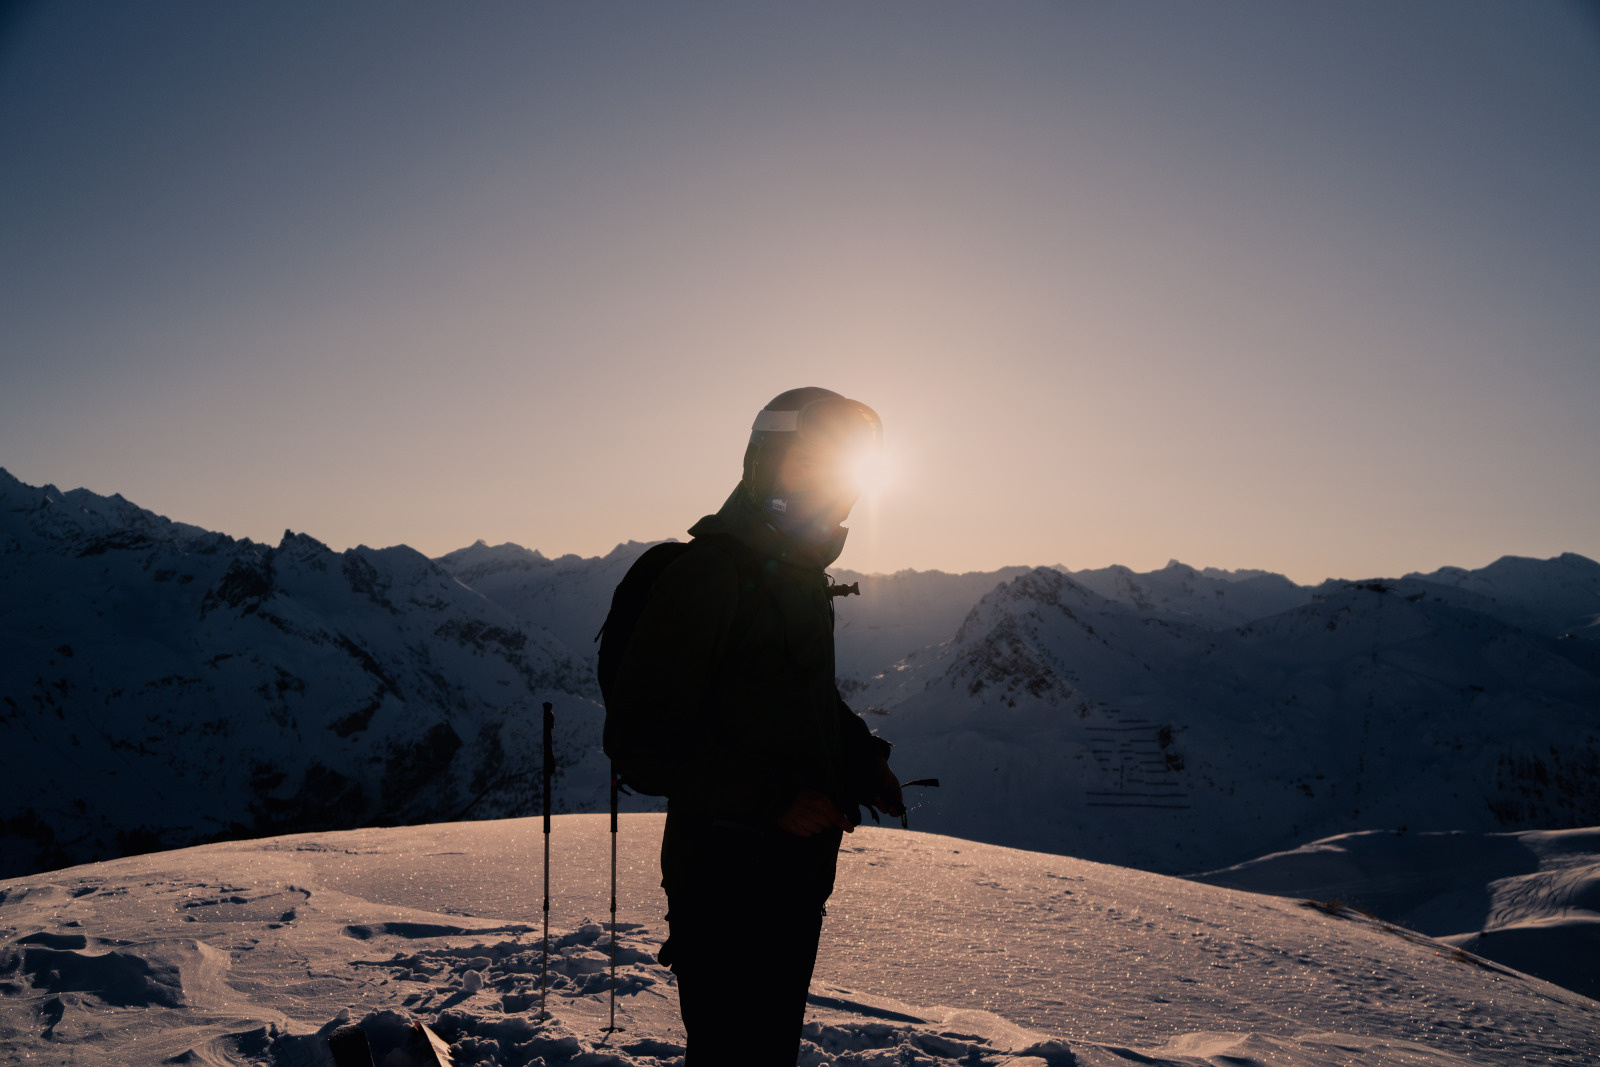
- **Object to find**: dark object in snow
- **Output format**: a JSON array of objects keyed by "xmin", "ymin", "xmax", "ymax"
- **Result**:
[
  {"xmin": 401, "ymin": 1021, "xmax": 455, "ymax": 1066},
  {"xmin": 326, "ymin": 1023, "xmax": 375, "ymax": 1067},
  {"xmin": 603, "ymin": 765, "xmax": 623, "ymax": 1034}
]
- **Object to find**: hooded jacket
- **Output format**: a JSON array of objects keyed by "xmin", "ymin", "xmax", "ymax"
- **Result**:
[{"xmin": 604, "ymin": 486, "xmax": 891, "ymax": 890}]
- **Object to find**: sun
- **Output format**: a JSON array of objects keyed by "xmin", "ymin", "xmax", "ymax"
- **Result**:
[{"xmin": 847, "ymin": 446, "xmax": 893, "ymax": 497}]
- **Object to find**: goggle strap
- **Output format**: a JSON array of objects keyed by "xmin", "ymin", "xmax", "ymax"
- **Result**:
[
  {"xmin": 752, "ymin": 410, "xmax": 801, "ymax": 432},
  {"xmin": 751, "ymin": 400, "xmax": 882, "ymax": 443}
]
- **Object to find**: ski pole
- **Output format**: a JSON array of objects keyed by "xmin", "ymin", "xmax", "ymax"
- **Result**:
[
  {"xmin": 540, "ymin": 701, "xmax": 554, "ymax": 1020},
  {"xmin": 603, "ymin": 765, "xmax": 621, "ymax": 1033},
  {"xmin": 899, "ymin": 778, "xmax": 939, "ymax": 829}
]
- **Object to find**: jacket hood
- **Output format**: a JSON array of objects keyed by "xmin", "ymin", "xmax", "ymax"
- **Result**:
[{"xmin": 689, "ymin": 485, "xmax": 848, "ymax": 570}]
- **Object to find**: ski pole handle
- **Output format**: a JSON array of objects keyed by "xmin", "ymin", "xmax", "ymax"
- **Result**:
[{"xmin": 898, "ymin": 778, "xmax": 938, "ymax": 829}]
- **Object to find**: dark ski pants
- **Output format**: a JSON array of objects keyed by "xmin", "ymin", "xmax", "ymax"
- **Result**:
[
  {"xmin": 660, "ymin": 820, "xmax": 839, "ymax": 1067},
  {"xmin": 665, "ymin": 901, "xmax": 823, "ymax": 1066}
]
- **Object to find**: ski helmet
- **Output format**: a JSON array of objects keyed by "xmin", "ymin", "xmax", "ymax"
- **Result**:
[{"xmin": 741, "ymin": 387, "xmax": 883, "ymax": 500}]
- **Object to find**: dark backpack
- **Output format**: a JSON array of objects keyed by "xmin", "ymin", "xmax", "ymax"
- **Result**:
[
  {"xmin": 594, "ymin": 540, "xmax": 697, "ymax": 711},
  {"xmin": 594, "ymin": 536, "xmax": 761, "ymax": 794}
]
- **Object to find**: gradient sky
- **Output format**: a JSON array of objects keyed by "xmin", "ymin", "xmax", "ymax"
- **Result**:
[{"xmin": 3, "ymin": 2, "xmax": 1597, "ymax": 583}]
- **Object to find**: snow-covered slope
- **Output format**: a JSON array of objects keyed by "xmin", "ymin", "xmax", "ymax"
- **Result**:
[
  {"xmin": 860, "ymin": 567, "xmax": 1600, "ymax": 873},
  {"xmin": 0, "ymin": 469, "xmax": 610, "ymax": 879},
  {"xmin": 1194, "ymin": 826, "xmax": 1600, "ymax": 1000},
  {"xmin": 0, "ymin": 816, "xmax": 1593, "ymax": 1066}
]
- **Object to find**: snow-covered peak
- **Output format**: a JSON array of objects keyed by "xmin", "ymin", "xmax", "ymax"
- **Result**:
[
  {"xmin": 1197, "ymin": 564, "xmax": 1281, "ymax": 581},
  {"xmin": 1404, "ymin": 552, "xmax": 1600, "ymax": 637},
  {"xmin": 953, "ymin": 566, "xmax": 1116, "ymax": 645},
  {"xmin": 0, "ymin": 465, "xmax": 220, "ymax": 552},
  {"xmin": 1067, "ymin": 558, "xmax": 1310, "ymax": 627},
  {"xmin": 434, "ymin": 538, "xmax": 549, "ymax": 577}
]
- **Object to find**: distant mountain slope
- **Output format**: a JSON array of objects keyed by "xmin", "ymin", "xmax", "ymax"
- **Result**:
[
  {"xmin": 432, "ymin": 538, "xmax": 658, "ymax": 682},
  {"xmin": 0, "ymin": 470, "xmax": 608, "ymax": 878},
  {"xmin": 434, "ymin": 537, "xmax": 1322, "ymax": 689},
  {"xmin": 862, "ymin": 566, "xmax": 1600, "ymax": 873},
  {"xmin": 1066, "ymin": 559, "xmax": 1312, "ymax": 627},
  {"xmin": 1404, "ymin": 552, "xmax": 1600, "ymax": 638},
  {"xmin": 827, "ymin": 565, "xmax": 1034, "ymax": 683},
  {"xmin": 432, "ymin": 540, "xmax": 1035, "ymax": 687}
]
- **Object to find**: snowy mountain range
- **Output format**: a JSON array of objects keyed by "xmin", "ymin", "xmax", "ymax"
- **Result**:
[
  {"xmin": 857, "ymin": 563, "xmax": 1600, "ymax": 872},
  {"xmin": 0, "ymin": 470, "xmax": 614, "ymax": 879},
  {"xmin": 4, "ymin": 468, "xmax": 1598, "ymax": 883}
]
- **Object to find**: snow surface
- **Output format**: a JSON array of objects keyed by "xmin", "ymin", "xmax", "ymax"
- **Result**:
[
  {"xmin": 1, "ymin": 815, "xmax": 1595, "ymax": 1066},
  {"xmin": 1195, "ymin": 827, "xmax": 1600, "ymax": 1000}
]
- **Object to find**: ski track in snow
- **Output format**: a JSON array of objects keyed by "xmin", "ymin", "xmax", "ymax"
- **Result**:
[{"xmin": 1, "ymin": 816, "xmax": 1595, "ymax": 1066}]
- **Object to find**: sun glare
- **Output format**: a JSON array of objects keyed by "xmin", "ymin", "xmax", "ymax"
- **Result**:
[{"xmin": 848, "ymin": 447, "xmax": 893, "ymax": 497}]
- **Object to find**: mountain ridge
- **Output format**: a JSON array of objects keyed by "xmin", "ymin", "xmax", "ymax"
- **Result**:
[{"xmin": 3, "ymin": 467, "xmax": 1596, "ymax": 881}]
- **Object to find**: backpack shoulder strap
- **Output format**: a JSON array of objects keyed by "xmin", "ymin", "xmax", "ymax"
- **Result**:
[
  {"xmin": 594, "ymin": 542, "xmax": 692, "ymax": 643},
  {"xmin": 594, "ymin": 534, "xmax": 764, "ymax": 710},
  {"xmin": 594, "ymin": 541, "xmax": 696, "ymax": 708},
  {"xmin": 687, "ymin": 530, "xmax": 762, "ymax": 594}
]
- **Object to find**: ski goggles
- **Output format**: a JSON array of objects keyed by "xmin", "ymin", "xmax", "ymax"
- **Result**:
[{"xmin": 750, "ymin": 397, "xmax": 882, "ymax": 451}]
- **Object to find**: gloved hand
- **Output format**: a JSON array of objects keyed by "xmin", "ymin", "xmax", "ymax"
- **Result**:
[
  {"xmin": 869, "ymin": 757, "xmax": 904, "ymax": 819},
  {"xmin": 778, "ymin": 788, "xmax": 855, "ymax": 837}
]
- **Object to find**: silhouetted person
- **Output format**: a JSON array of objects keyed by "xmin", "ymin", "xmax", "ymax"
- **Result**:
[{"xmin": 605, "ymin": 387, "xmax": 903, "ymax": 1066}]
